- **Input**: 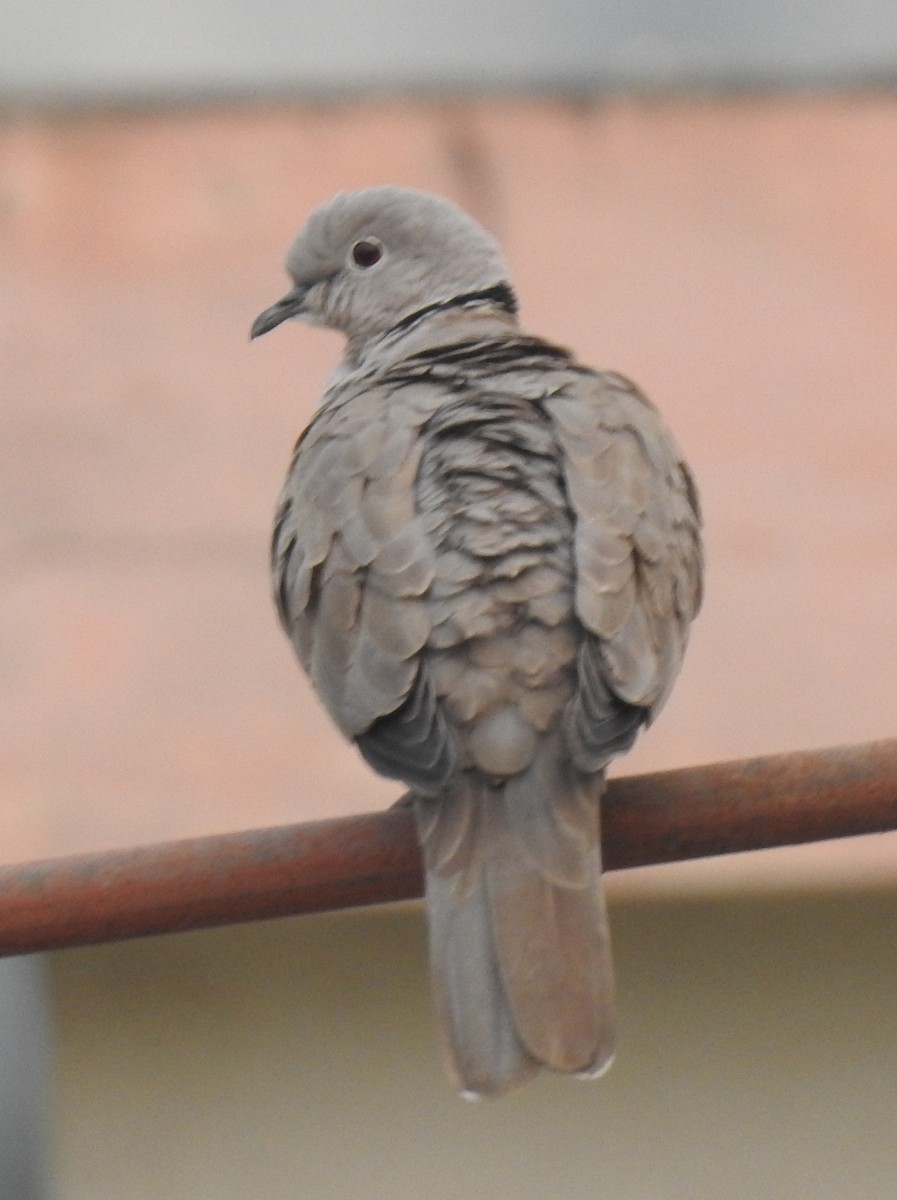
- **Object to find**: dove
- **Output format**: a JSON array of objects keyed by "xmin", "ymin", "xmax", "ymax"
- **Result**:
[{"xmin": 251, "ymin": 186, "xmax": 702, "ymax": 1098}]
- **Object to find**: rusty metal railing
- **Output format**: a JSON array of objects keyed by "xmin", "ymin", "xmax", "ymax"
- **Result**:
[{"xmin": 0, "ymin": 739, "xmax": 895, "ymax": 957}]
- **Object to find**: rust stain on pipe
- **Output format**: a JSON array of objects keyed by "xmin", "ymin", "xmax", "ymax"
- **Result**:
[
  {"xmin": 0, "ymin": 739, "xmax": 895, "ymax": 958},
  {"xmin": 606, "ymin": 738, "xmax": 897, "ymax": 867}
]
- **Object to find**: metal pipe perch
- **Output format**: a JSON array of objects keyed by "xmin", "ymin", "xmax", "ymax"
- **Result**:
[{"xmin": 0, "ymin": 739, "xmax": 895, "ymax": 957}]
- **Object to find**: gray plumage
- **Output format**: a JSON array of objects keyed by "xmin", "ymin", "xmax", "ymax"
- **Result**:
[{"xmin": 252, "ymin": 186, "xmax": 703, "ymax": 1097}]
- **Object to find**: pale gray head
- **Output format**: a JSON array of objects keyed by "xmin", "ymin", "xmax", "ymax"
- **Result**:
[{"xmin": 250, "ymin": 186, "xmax": 513, "ymax": 351}]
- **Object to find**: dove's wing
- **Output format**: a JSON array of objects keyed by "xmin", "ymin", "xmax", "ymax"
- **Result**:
[
  {"xmin": 545, "ymin": 370, "xmax": 703, "ymax": 772},
  {"xmin": 271, "ymin": 375, "xmax": 458, "ymax": 793}
]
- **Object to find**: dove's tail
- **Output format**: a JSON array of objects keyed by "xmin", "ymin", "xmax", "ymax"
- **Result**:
[{"xmin": 413, "ymin": 751, "xmax": 615, "ymax": 1099}]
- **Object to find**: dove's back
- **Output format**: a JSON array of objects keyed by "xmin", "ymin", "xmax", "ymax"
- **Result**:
[{"xmin": 272, "ymin": 310, "xmax": 701, "ymax": 1096}]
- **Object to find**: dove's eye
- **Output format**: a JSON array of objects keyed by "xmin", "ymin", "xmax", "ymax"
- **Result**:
[{"xmin": 351, "ymin": 239, "xmax": 383, "ymax": 268}]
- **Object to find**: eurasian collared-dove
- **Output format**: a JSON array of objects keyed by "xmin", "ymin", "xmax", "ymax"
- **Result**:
[{"xmin": 251, "ymin": 186, "xmax": 703, "ymax": 1098}]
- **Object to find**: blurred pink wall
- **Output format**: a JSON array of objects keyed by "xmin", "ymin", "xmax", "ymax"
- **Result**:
[{"xmin": 2, "ymin": 96, "xmax": 895, "ymax": 884}]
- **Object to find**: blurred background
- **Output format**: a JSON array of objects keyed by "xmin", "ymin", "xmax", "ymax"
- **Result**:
[{"xmin": 2, "ymin": 2, "xmax": 897, "ymax": 1198}]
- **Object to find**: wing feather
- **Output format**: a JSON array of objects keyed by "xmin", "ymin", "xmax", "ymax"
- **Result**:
[
  {"xmin": 272, "ymin": 378, "xmax": 456, "ymax": 783},
  {"xmin": 545, "ymin": 371, "xmax": 702, "ymax": 766}
]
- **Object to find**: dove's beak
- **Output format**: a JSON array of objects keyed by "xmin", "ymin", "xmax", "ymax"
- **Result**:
[{"xmin": 250, "ymin": 285, "xmax": 310, "ymax": 339}]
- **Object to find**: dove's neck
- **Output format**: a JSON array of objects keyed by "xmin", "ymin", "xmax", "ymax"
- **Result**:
[
  {"xmin": 388, "ymin": 282, "xmax": 518, "ymax": 337},
  {"xmin": 342, "ymin": 281, "xmax": 521, "ymax": 375}
]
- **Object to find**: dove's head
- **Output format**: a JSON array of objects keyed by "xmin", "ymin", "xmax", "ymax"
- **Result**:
[{"xmin": 250, "ymin": 187, "xmax": 512, "ymax": 351}]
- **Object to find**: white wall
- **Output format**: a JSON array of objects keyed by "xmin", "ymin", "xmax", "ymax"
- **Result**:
[
  {"xmin": 55, "ymin": 890, "xmax": 897, "ymax": 1199},
  {"xmin": 0, "ymin": 959, "xmax": 52, "ymax": 1200},
  {"xmin": 2, "ymin": 0, "xmax": 897, "ymax": 102}
]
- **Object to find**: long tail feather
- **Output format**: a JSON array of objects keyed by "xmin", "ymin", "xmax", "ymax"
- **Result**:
[{"xmin": 414, "ymin": 756, "xmax": 615, "ymax": 1097}]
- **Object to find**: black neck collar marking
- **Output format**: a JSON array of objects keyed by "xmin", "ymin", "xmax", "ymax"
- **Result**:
[{"xmin": 387, "ymin": 282, "xmax": 518, "ymax": 338}]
